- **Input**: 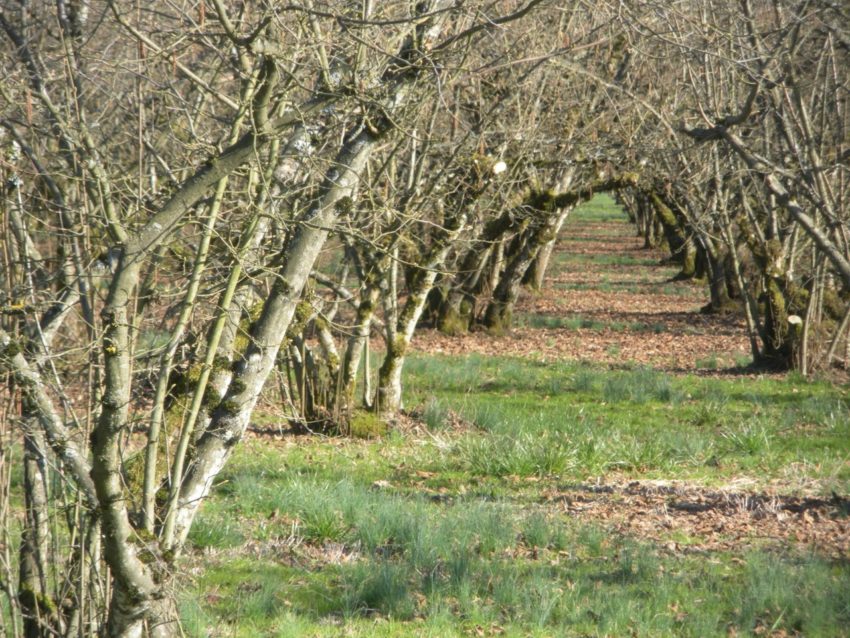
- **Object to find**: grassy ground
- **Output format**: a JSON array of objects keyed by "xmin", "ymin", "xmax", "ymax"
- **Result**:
[{"xmin": 182, "ymin": 195, "xmax": 850, "ymax": 637}]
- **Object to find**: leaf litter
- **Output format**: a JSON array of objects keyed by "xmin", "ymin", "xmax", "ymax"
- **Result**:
[
  {"xmin": 414, "ymin": 212, "xmax": 755, "ymax": 373},
  {"xmin": 410, "ymin": 209, "xmax": 849, "ymax": 557}
]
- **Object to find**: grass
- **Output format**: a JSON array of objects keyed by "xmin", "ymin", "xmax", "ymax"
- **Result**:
[
  {"xmin": 515, "ymin": 313, "xmax": 669, "ymax": 333},
  {"xmin": 182, "ymin": 351, "xmax": 850, "ymax": 636},
  {"xmin": 178, "ymin": 195, "xmax": 850, "ymax": 636},
  {"xmin": 403, "ymin": 353, "xmax": 850, "ymax": 485},
  {"xmin": 185, "ymin": 436, "xmax": 850, "ymax": 636}
]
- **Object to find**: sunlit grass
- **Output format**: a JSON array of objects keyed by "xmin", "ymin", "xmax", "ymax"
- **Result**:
[
  {"xmin": 186, "ymin": 453, "xmax": 850, "ymax": 636},
  {"xmin": 181, "ymin": 194, "xmax": 850, "ymax": 636},
  {"xmin": 403, "ymin": 353, "xmax": 850, "ymax": 485}
]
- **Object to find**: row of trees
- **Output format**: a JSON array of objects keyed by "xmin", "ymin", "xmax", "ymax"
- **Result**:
[
  {"xmin": 0, "ymin": 0, "xmax": 847, "ymax": 635},
  {"xmin": 621, "ymin": 0, "xmax": 850, "ymax": 373}
]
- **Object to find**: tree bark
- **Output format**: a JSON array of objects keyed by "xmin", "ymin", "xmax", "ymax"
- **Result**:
[
  {"xmin": 18, "ymin": 430, "xmax": 58, "ymax": 638},
  {"xmin": 648, "ymin": 191, "xmax": 690, "ymax": 273},
  {"xmin": 483, "ymin": 222, "xmax": 551, "ymax": 333},
  {"xmin": 341, "ymin": 285, "xmax": 380, "ymax": 410},
  {"xmin": 437, "ymin": 209, "xmax": 519, "ymax": 334},
  {"xmin": 523, "ymin": 206, "xmax": 572, "ymax": 290},
  {"xmin": 172, "ymin": 126, "xmax": 378, "ymax": 547},
  {"xmin": 377, "ymin": 211, "xmax": 468, "ymax": 413}
]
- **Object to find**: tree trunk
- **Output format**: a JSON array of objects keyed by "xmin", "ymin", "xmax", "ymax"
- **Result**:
[
  {"xmin": 436, "ymin": 208, "xmax": 519, "ymax": 335},
  {"xmin": 523, "ymin": 206, "xmax": 572, "ymax": 290},
  {"xmin": 19, "ymin": 431, "xmax": 58, "ymax": 638},
  {"xmin": 700, "ymin": 237, "xmax": 735, "ymax": 314},
  {"xmin": 483, "ymin": 218, "xmax": 556, "ymax": 333},
  {"xmin": 90, "ymin": 249, "xmax": 174, "ymax": 638},
  {"xmin": 761, "ymin": 276, "xmax": 795, "ymax": 366},
  {"xmin": 648, "ymin": 192, "xmax": 688, "ymax": 267},
  {"xmin": 439, "ymin": 234, "xmax": 508, "ymax": 335},
  {"xmin": 377, "ymin": 211, "xmax": 468, "ymax": 413},
  {"xmin": 341, "ymin": 285, "xmax": 379, "ymax": 410},
  {"xmin": 376, "ymin": 337, "xmax": 406, "ymax": 414},
  {"xmin": 171, "ymin": 126, "xmax": 379, "ymax": 547}
]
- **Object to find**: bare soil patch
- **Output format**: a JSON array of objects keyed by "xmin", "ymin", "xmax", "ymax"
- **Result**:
[
  {"xmin": 542, "ymin": 480, "xmax": 850, "ymax": 559},
  {"xmin": 411, "ymin": 328, "xmax": 749, "ymax": 371}
]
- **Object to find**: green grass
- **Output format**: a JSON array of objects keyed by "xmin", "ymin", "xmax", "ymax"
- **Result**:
[
  {"xmin": 570, "ymin": 193, "xmax": 631, "ymax": 223},
  {"xmin": 180, "ymin": 193, "xmax": 850, "ymax": 636},
  {"xmin": 515, "ymin": 313, "xmax": 669, "ymax": 333},
  {"xmin": 185, "ymin": 434, "xmax": 850, "ymax": 636},
  {"xmin": 182, "ymin": 351, "xmax": 850, "ymax": 635}
]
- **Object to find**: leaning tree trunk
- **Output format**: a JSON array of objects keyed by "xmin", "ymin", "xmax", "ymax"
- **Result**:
[
  {"xmin": 521, "ymin": 168, "xmax": 577, "ymax": 291},
  {"xmin": 170, "ymin": 125, "xmax": 379, "ymax": 548},
  {"xmin": 648, "ymin": 192, "xmax": 689, "ymax": 270},
  {"xmin": 523, "ymin": 206, "xmax": 572, "ymax": 290},
  {"xmin": 483, "ymin": 217, "xmax": 556, "ymax": 334},
  {"xmin": 437, "ymin": 208, "xmax": 519, "ymax": 335}
]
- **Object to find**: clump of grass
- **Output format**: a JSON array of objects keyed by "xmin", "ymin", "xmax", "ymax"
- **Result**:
[
  {"xmin": 734, "ymin": 353, "xmax": 753, "ymax": 367},
  {"xmin": 422, "ymin": 396, "xmax": 450, "ymax": 430},
  {"xmin": 188, "ymin": 513, "xmax": 245, "ymax": 549},
  {"xmin": 451, "ymin": 431, "xmax": 575, "ymax": 477},
  {"xmin": 342, "ymin": 561, "xmax": 415, "ymax": 620},
  {"xmin": 783, "ymin": 396, "xmax": 850, "ymax": 432},
  {"xmin": 690, "ymin": 398, "xmax": 730, "ymax": 427},
  {"xmin": 600, "ymin": 430, "xmax": 671, "ymax": 472},
  {"xmin": 179, "ymin": 599, "xmax": 216, "ymax": 637},
  {"xmin": 695, "ymin": 355, "xmax": 720, "ymax": 370},
  {"xmin": 721, "ymin": 419, "xmax": 772, "ymax": 455},
  {"xmin": 278, "ymin": 478, "xmax": 359, "ymax": 543},
  {"xmin": 521, "ymin": 511, "xmax": 569, "ymax": 551},
  {"xmin": 238, "ymin": 571, "xmax": 287, "ymax": 620},
  {"xmin": 299, "ymin": 508, "xmax": 351, "ymax": 543},
  {"xmin": 517, "ymin": 314, "xmax": 582, "ymax": 330},
  {"xmin": 603, "ymin": 369, "xmax": 681, "ymax": 404},
  {"xmin": 461, "ymin": 402, "xmax": 508, "ymax": 431},
  {"xmin": 729, "ymin": 553, "xmax": 850, "ymax": 636},
  {"xmin": 571, "ymin": 367, "xmax": 604, "ymax": 392},
  {"xmin": 629, "ymin": 321, "xmax": 668, "ymax": 333}
]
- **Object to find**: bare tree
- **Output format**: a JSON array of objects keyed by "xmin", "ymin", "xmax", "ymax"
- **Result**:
[{"xmin": 0, "ymin": 1, "xmax": 557, "ymax": 634}]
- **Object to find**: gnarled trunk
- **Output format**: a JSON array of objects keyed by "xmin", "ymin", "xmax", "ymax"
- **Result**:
[{"xmin": 523, "ymin": 206, "xmax": 572, "ymax": 290}]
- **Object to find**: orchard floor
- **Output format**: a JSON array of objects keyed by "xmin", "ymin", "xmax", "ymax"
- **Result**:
[
  {"xmin": 412, "ymin": 194, "xmax": 752, "ymax": 373},
  {"xmin": 183, "ymin": 195, "xmax": 850, "ymax": 638}
]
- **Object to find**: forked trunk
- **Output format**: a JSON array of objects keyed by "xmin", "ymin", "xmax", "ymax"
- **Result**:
[
  {"xmin": 523, "ymin": 206, "xmax": 572, "ymax": 290},
  {"xmin": 484, "ymin": 216, "xmax": 557, "ymax": 333}
]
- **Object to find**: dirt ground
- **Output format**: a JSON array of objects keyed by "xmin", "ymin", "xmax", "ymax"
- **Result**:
[
  {"xmin": 404, "ymin": 211, "xmax": 850, "ymax": 558},
  {"xmin": 412, "ymin": 216, "xmax": 754, "ymax": 373},
  {"xmin": 541, "ymin": 479, "xmax": 850, "ymax": 560}
]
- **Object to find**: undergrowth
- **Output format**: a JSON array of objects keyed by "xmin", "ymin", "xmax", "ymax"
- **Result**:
[{"xmin": 182, "ymin": 194, "xmax": 850, "ymax": 637}]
